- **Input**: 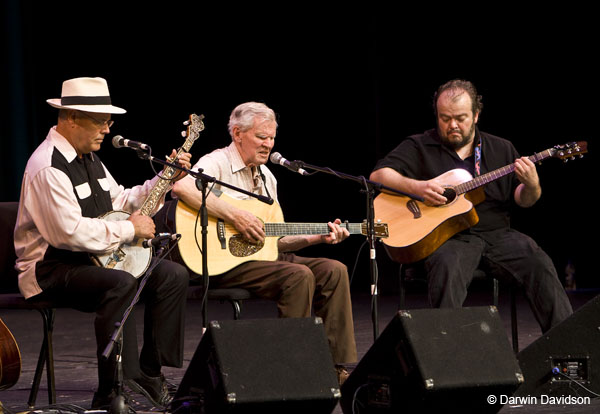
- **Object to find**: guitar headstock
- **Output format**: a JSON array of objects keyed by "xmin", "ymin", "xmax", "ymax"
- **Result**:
[
  {"xmin": 181, "ymin": 114, "xmax": 205, "ymax": 151},
  {"xmin": 361, "ymin": 221, "xmax": 390, "ymax": 238},
  {"xmin": 551, "ymin": 141, "xmax": 588, "ymax": 162}
]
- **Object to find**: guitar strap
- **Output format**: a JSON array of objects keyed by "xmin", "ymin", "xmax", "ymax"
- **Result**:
[
  {"xmin": 257, "ymin": 165, "xmax": 272, "ymax": 200},
  {"xmin": 473, "ymin": 134, "xmax": 482, "ymax": 177}
]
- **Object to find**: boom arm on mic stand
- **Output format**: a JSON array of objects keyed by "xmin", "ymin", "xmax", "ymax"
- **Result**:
[
  {"xmin": 134, "ymin": 151, "xmax": 274, "ymax": 206},
  {"xmin": 270, "ymin": 152, "xmax": 310, "ymax": 176}
]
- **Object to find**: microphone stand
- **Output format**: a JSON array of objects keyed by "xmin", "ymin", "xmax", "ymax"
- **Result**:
[
  {"xmin": 137, "ymin": 150, "xmax": 273, "ymax": 330},
  {"xmin": 102, "ymin": 239, "xmax": 179, "ymax": 414},
  {"xmin": 294, "ymin": 159, "xmax": 422, "ymax": 341}
]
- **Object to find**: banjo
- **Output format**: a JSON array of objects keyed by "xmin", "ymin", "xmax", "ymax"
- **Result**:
[{"xmin": 90, "ymin": 114, "xmax": 204, "ymax": 277}]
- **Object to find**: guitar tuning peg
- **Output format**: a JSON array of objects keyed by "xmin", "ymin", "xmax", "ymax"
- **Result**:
[
  {"xmin": 183, "ymin": 120, "xmax": 190, "ymax": 126},
  {"xmin": 181, "ymin": 131, "xmax": 187, "ymax": 137}
]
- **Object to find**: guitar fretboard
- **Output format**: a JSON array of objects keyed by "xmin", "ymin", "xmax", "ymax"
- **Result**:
[
  {"xmin": 455, "ymin": 148, "xmax": 555, "ymax": 195},
  {"xmin": 264, "ymin": 222, "xmax": 363, "ymax": 236}
]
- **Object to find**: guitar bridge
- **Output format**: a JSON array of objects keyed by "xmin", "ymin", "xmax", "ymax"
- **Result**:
[
  {"xmin": 217, "ymin": 219, "xmax": 226, "ymax": 250},
  {"xmin": 406, "ymin": 200, "xmax": 421, "ymax": 219}
]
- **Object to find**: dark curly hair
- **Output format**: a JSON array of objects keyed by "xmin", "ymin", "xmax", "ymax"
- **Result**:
[{"xmin": 433, "ymin": 79, "xmax": 483, "ymax": 117}]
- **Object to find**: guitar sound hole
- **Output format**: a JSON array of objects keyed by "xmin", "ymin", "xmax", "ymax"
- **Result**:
[
  {"xmin": 229, "ymin": 235, "xmax": 264, "ymax": 257},
  {"xmin": 442, "ymin": 188, "xmax": 457, "ymax": 204}
]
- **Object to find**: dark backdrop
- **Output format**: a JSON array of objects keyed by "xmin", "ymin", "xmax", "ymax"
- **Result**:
[{"xmin": 2, "ymin": 2, "xmax": 596, "ymax": 291}]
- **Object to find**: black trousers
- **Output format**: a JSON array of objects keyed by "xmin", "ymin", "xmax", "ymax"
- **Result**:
[
  {"xmin": 28, "ymin": 258, "xmax": 189, "ymax": 394},
  {"xmin": 424, "ymin": 228, "xmax": 573, "ymax": 333}
]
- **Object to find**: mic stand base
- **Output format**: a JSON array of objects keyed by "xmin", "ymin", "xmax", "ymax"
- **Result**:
[
  {"xmin": 108, "ymin": 333, "xmax": 129, "ymax": 414},
  {"xmin": 109, "ymin": 394, "xmax": 129, "ymax": 414}
]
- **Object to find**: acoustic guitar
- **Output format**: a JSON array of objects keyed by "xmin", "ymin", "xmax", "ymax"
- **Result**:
[
  {"xmin": 175, "ymin": 193, "xmax": 389, "ymax": 276},
  {"xmin": 374, "ymin": 141, "xmax": 588, "ymax": 264},
  {"xmin": 90, "ymin": 114, "xmax": 204, "ymax": 277},
  {"xmin": 0, "ymin": 317, "xmax": 21, "ymax": 390}
]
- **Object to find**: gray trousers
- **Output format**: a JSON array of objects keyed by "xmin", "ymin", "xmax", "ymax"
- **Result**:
[{"xmin": 208, "ymin": 252, "xmax": 358, "ymax": 364}]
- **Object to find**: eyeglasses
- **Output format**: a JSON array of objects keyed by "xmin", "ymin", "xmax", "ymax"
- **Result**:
[{"xmin": 78, "ymin": 111, "xmax": 114, "ymax": 129}]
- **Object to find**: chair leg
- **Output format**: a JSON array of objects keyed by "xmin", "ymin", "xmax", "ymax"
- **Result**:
[
  {"xmin": 44, "ymin": 309, "xmax": 56, "ymax": 404},
  {"xmin": 28, "ymin": 326, "xmax": 46, "ymax": 407},
  {"xmin": 510, "ymin": 286, "xmax": 519, "ymax": 353},
  {"xmin": 492, "ymin": 278, "xmax": 499, "ymax": 308},
  {"xmin": 398, "ymin": 264, "xmax": 405, "ymax": 309},
  {"xmin": 28, "ymin": 308, "xmax": 56, "ymax": 407},
  {"xmin": 231, "ymin": 300, "xmax": 242, "ymax": 320},
  {"xmin": 202, "ymin": 300, "xmax": 208, "ymax": 331}
]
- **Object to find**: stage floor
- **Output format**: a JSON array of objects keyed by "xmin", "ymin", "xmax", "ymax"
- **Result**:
[{"xmin": 1, "ymin": 286, "xmax": 599, "ymax": 413}]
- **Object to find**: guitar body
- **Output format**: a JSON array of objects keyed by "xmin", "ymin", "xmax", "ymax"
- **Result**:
[
  {"xmin": 175, "ymin": 195, "xmax": 284, "ymax": 276},
  {"xmin": 90, "ymin": 210, "xmax": 152, "ymax": 278},
  {"xmin": 0, "ymin": 317, "xmax": 21, "ymax": 390},
  {"xmin": 374, "ymin": 169, "xmax": 485, "ymax": 264}
]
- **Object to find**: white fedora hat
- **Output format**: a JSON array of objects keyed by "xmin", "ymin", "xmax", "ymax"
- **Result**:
[{"xmin": 46, "ymin": 77, "xmax": 126, "ymax": 114}]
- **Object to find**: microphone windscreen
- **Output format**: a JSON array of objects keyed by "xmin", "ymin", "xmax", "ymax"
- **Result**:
[
  {"xmin": 270, "ymin": 152, "xmax": 282, "ymax": 163},
  {"xmin": 112, "ymin": 135, "xmax": 124, "ymax": 148}
]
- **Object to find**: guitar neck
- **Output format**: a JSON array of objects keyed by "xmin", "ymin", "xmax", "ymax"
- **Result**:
[
  {"xmin": 455, "ymin": 148, "xmax": 555, "ymax": 195},
  {"xmin": 264, "ymin": 222, "xmax": 364, "ymax": 236}
]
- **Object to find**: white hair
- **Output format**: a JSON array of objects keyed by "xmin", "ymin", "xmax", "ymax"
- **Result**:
[{"xmin": 228, "ymin": 102, "xmax": 277, "ymax": 138}]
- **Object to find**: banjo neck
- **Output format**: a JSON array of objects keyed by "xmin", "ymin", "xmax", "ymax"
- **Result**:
[{"xmin": 139, "ymin": 114, "xmax": 204, "ymax": 217}]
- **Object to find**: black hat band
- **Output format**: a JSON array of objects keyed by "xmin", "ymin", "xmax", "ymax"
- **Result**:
[{"xmin": 60, "ymin": 96, "xmax": 112, "ymax": 105}]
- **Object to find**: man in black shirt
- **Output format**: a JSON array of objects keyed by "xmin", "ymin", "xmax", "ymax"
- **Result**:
[{"xmin": 370, "ymin": 79, "xmax": 572, "ymax": 333}]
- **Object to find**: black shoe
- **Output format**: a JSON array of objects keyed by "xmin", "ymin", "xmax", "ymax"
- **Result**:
[
  {"xmin": 91, "ymin": 390, "xmax": 116, "ymax": 410},
  {"xmin": 125, "ymin": 372, "xmax": 172, "ymax": 409}
]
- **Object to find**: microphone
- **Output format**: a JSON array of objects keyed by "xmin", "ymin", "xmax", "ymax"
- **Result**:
[
  {"xmin": 142, "ymin": 233, "xmax": 180, "ymax": 248},
  {"xmin": 112, "ymin": 135, "xmax": 150, "ymax": 151},
  {"xmin": 270, "ymin": 152, "xmax": 309, "ymax": 176}
]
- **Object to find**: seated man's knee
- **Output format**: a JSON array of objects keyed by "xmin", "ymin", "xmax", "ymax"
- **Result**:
[
  {"xmin": 327, "ymin": 260, "xmax": 349, "ymax": 284},
  {"xmin": 114, "ymin": 270, "xmax": 137, "ymax": 289},
  {"xmin": 170, "ymin": 262, "xmax": 190, "ymax": 287},
  {"xmin": 286, "ymin": 264, "xmax": 316, "ymax": 290}
]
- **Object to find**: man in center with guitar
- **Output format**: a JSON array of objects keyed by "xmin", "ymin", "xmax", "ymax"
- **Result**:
[
  {"xmin": 172, "ymin": 101, "xmax": 357, "ymax": 384},
  {"xmin": 369, "ymin": 79, "xmax": 573, "ymax": 334}
]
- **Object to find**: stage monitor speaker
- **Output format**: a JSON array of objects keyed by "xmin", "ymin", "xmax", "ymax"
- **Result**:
[
  {"xmin": 340, "ymin": 306, "xmax": 523, "ymax": 413},
  {"xmin": 173, "ymin": 317, "xmax": 340, "ymax": 413},
  {"xmin": 513, "ymin": 294, "xmax": 600, "ymax": 400}
]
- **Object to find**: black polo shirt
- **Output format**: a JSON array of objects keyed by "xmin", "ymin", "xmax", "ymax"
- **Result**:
[{"xmin": 373, "ymin": 128, "xmax": 521, "ymax": 232}]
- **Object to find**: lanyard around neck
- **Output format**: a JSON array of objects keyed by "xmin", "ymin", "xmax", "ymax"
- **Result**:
[{"xmin": 474, "ymin": 139, "xmax": 482, "ymax": 177}]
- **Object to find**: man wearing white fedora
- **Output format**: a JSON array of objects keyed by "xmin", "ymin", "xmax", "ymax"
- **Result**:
[{"xmin": 14, "ymin": 77, "xmax": 192, "ymax": 409}]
